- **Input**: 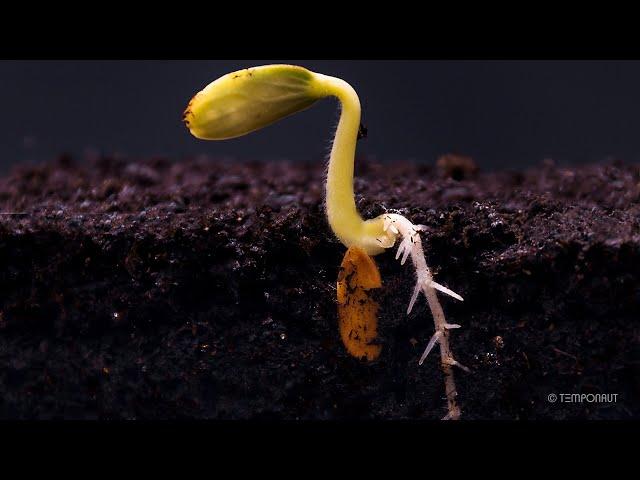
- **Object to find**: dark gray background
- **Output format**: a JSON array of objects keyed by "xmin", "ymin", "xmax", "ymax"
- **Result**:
[{"xmin": 2, "ymin": 60, "xmax": 640, "ymax": 172}]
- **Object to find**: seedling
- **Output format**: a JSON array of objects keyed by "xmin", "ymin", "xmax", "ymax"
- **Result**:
[{"xmin": 184, "ymin": 65, "xmax": 468, "ymax": 420}]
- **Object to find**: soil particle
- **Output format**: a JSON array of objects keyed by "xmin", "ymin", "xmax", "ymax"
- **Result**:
[
  {"xmin": 437, "ymin": 153, "xmax": 479, "ymax": 181},
  {"xmin": 0, "ymin": 155, "xmax": 638, "ymax": 419}
]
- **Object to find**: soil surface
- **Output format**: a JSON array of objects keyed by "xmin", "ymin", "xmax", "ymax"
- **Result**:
[{"xmin": 0, "ymin": 154, "xmax": 638, "ymax": 420}]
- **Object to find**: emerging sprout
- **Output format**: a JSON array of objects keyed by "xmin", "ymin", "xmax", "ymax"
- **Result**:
[{"xmin": 185, "ymin": 65, "xmax": 467, "ymax": 420}]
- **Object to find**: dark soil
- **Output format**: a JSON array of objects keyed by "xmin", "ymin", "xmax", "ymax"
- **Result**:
[{"xmin": 0, "ymin": 154, "xmax": 638, "ymax": 420}]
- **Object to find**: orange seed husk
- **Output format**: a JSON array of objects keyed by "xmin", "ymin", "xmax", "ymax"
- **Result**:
[{"xmin": 336, "ymin": 246, "xmax": 382, "ymax": 361}]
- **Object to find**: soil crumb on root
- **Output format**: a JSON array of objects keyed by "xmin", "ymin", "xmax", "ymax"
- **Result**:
[{"xmin": 0, "ymin": 155, "xmax": 638, "ymax": 420}]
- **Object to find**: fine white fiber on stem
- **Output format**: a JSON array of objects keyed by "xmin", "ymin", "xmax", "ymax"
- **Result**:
[{"xmin": 419, "ymin": 331, "xmax": 441, "ymax": 365}]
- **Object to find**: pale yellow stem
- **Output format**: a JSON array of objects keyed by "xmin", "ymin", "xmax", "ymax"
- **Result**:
[{"xmin": 313, "ymin": 74, "xmax": 392, "ymax": 256}]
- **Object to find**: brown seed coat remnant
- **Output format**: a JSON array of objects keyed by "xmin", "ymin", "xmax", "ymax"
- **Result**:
[{"xmin": 336, "ymin": 246, "xmax": 382, "ymax": 361}]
